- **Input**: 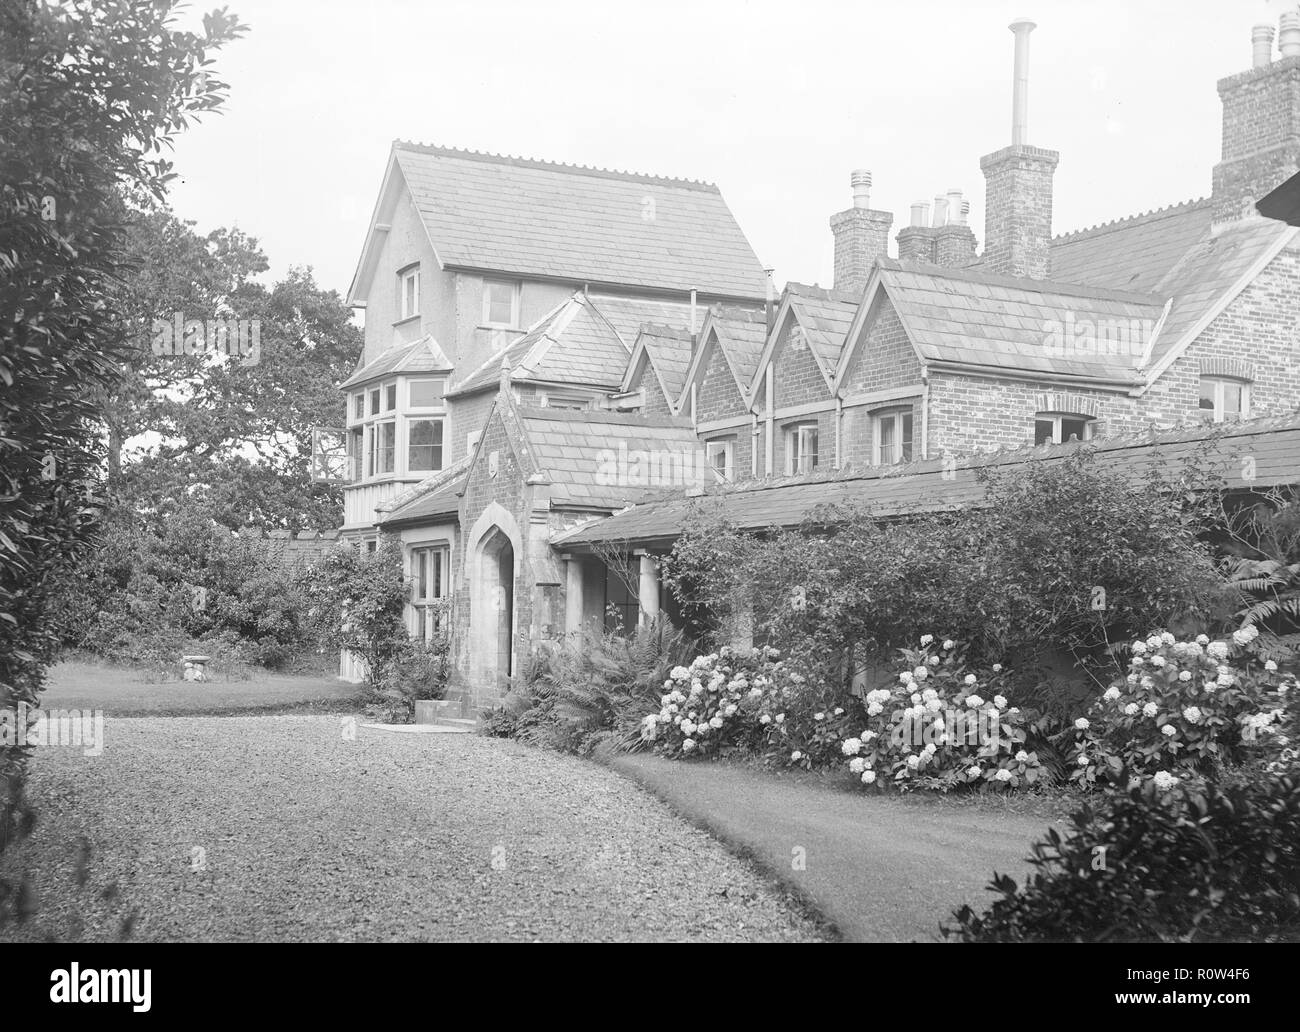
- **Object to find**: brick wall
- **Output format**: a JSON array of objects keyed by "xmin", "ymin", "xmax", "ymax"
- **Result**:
[
  {"xmin": 980, "ymin": 144, "xmax": 1060, "ymax": 279},
  {"xmin": 1213, "ymin": 56, "xmax": 1300, "ymax": 221},
  {"xmin": 838, "ymin": 298, "xmax": 921, "ymax": 397},
  {"xmin": 830, "ymin": 208, "xmax": 892, "ymax": 295},
  {"xmin": 696, "ymin": 339, "xmax": 749, "ymax": 423},
  {"xmin": 772, "ymin": 325, "xmax": 834, "ymax": 410}
]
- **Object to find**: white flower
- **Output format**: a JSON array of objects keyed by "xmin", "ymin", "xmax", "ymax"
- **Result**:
[
  {"xmin": 988, "ymin": 708, "xmax": 1001, "ymax": 721},
  {"xmin": 1132, "ymin": 657, "xmax": 1145, "ymax": 668},
  {"xmin": 833, "ymin": 707, "xmax": 844, "ymax": 716},
  {"xmin": 967, "ymin": 765, "xmax": 982, "ymax": 777},
  {"xmin": 1182, "ymin": 706, "xmax": 1202, "ymax": 723},
  {"xmin": 922, "ymin": 742, "xmax": 937, "ymax": 756},
  {"xmin": 1015, "ymin": 750, "xmax": 1029, "ymax": 763},
  {"xmin": 928, "ymin": 656, "xmax": 940, "ymax": 666},
  {"xmin": 1074, "ymin": 717, "xmax": 1090, "ymax": 731},
  {"xmin": 682, "ymin": 738, "xmax": 696, "ymax": 752},
  {"xmin": 790, "ymin": 750, "xmax": 802, "ymax": 761},
  {"xmin": 1233, "ymin": 625, "xmax": 1259, "ymax": 646},
  {"xmin": 867, "ymin": 703, "xmax": 883, "ymax": 716},
  {"xmin": 1206, "ymin": 641, "xmax": 1229, "ymax": 660},
  {"xmin": 922, "ymin": 688, "xmax": 938, "ymax": 702},
  {"xmin": 1150, "ymin": 656, "xmax": 1166, "ymax": 668},
  {"xmin": 680, "ymin": 721, "xmax": 696, "ymax": 735},
  {"xmin": 1124, "ymin": 703, "xmax": 1139, "ymax": 716},
  {"xmin": 1103, "ymin": 687, "xmax": 1121, "ymax": 702},
  {"xmin": 906, "ymin": 755, "xmax": 920, "ymax": 768},
  {"xmin": 849, "ymin": 757, "xmax": 866, "ymax": 774},
  {"xmin": 758, "ymin": 713, "xmax": 770, "ymax": 725},
  {"xmin": 899, "ymin": 671, "xmax": 914, "ymax": 684},
  {"xmin": 943, "ymin": 639, "xmax": 956, "ymax": 650},
  {"xmin": 920, "ymin": 634, "xmax": 934, "ymax": 646},
  {"xmin": 965, "ymin": 695, "xmax": 985, "ymax": 709},
  {"xmin": 1178, "ymin": 670, "xmax": 1192, "ymax": 682},
  {"xmin": 709, "ymin": 715, "xmax": 724, "ymax": 729},
  {"xmin": 860, "ymin": 769, "xmax": 877, "ymax": 785},
  {"xmin": 994, "ymin": 768, "xmax": 1012, "ymax": 782},
  {"xmin": 925, "ymin": 699, "xmax": 942, "ymax": 713},
  {"xmin": 724, "ymin": 704, "xmax": 737, "ymax": 717},
  {"xmin": 964, "ymin": 674, "xmax": 978, "ymax": 685},
  {"xmin": 910, "ymin": 693, "xmax": 922, "ymax": 705},
  {"xmin": 994, "ymin": 695, "xmax": 1008, "ymax": 709},
  {"xmin": 1131, "ymin": 640, "xmax": 1148, "ymax": 655},
  {"xmin": 814, "ymin": 711, "xmax": 825, "ymax": 721},
  {"xmin": 992, "ymin": 664, "xmax": 1003, "ymax": 673},
  {"xmin": 1153, "ymin": 770, "xmax": 1179, "ymax": 791},
  {"xmin": 775, "ymin": 713, "xmax": 785, "ymax": 724},
  {"xmin": 841, "ymin": 738, "xmax": 862, "ymax": 756},
  {"xmin": 660, "ymin": 694, "xmax": 672, "ymax": 707},
  {"xmin": 1077, "ymin": 753, "xmax": 1090, "ymax": 766},
  {"xmin": 1266, "ymin": 660, "xmax": 1278, "ymax": 672},
  {"xmin": 1143, "ymin": 702, "xmax": 1159, "ymax": 718},
  {"xmin": 1161, "ymin": 724, "xmax": 1177, "ymax": 737},
  {"xmin": 1161, "ymin": 632, "xmax": 1175, "ymax": 646},
  {"xmin": 1196, "ymin": 634, "xmax": 1210, "ymax": 645},
  {"xmin": 862, "ymin": 730, "xmax": 877, "ymax": 741}
]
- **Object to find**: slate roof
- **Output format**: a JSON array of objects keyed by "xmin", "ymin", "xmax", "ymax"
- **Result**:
[
  {"xmin": 1050, "ymin": 199, "xmax": 1215, "ymax": 292},
  {"xmin": 785, "ymin": 283, "xmax": 859, "ymax": 379},
  {"xmin": 554, "ymin": 411, "xmax": 1300, "ymax": 550},
  {"xmin": 876, "ymin": 261, "xmax": 1164, "ymax": 383},
  {"xmin": 341, "ymin": 335, "xmax": 454, "ymax": 390},
  {"xmin": 517, "ymin": 407, "xmax": 702, "ymax": 510},
  {"xmin": 376, "ymin": 455, "xmax": 473, "ymax": 526},
  {"xmin": 586, "ymin": 294, "xmax": 695, "ymax": 345},
  {"xmin": 448, "ymin": 294, "xmax": 630, "ymax": 396},
  {"xmin": 392, "ymin": 142, "xmax": 767, "ymax": 299}
]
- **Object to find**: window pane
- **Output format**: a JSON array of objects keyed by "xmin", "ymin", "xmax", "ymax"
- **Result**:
[
  {"xmin": 347, "ymin": 428, "xmax": 363, "ymax": 480},
  {"xmin": 415, "ymin": 551, "xmax": 427, "ymax": 600},
  {"xmin": 485, "ymin": 281, "xmax": 514, "ymax": 325},
  {"xmin": 1034, "ymin": 419, "xmax": 1054, "ymax": 445},
  {"xmin": 433, "ymin": 550, "xmax": 443, "ymax": 598},
  {"xmin": 369, "ymin": 389, "xmax": 380, "ymax": 416},
  {"xmin": 1223, "ymin": 383, "xmax": 1243, "ymax": 419},
  {"xmin": 409, "ymin": 377, "xmax": 445, "ymax": 408},
  {"xmin": 1061, "ymin": 418, "xmax": 1087, "ymax": 442},
  {"xmin": 353, "ymin": 394, "xmax": 364, "ymax": 419},
  {"xmin": 378, "ymin": 421, "xmax": 395, "ymax": 473},
  {"xmin": 879, "ymin": 415, "xmax": 895, "ymax": 461},
  {"xmin": 384, "ymin": 384, "xmax": 397, "ymax": 411},
  {"xmin": 1198, "ymin": 380, "xmax": 1217, "ymax": 412},
  {"xmin": 901, "ymin": 413, "xmax": 914, "ymax": 461},
  {"xmin": 408, "ymin": 419, "xmax": 444, "ymax": 472},
  {"xmin": 800, "ymin": 427, "xmax": 818, "ymax": 472}
]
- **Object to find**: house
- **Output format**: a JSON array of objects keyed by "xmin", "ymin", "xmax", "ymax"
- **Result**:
[{"xmin": 342, "ymin": 14, "xmax": 1300, "ymax": 707}]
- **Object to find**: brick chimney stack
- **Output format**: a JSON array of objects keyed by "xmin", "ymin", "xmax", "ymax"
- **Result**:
[
  {"xmin": 1212, "ymin": 17, "xmax": 1300, "ymax": 222},
  {"xmin": 830, "ymin": 169, "xmax": 893, "ymax": 295},
  {"xmin": 896, "ymin": 193, "xmax": 977, "ymax": 266},
  {"xmin": 980, "ymin": 18, "xmax": 1059, "ymax": 279}
]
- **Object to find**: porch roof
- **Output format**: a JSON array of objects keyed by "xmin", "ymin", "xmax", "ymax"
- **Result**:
[{"xmin": 552, "ymin": 411, "xmax": 1300, "ymax": 551}]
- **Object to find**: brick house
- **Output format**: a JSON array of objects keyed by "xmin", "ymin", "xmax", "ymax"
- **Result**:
[{"xmin": 345, "ymin": 15, "xmax": 1300, "ymax": 705}]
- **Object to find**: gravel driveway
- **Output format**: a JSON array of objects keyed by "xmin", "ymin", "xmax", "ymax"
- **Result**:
[{"xmin": 0, "ymin": 717, "xmax": 826, "ymax": 942}]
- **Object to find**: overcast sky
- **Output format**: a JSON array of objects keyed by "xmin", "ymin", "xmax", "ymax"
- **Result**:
[{"xmin": 164, "ymin": 0, "xmax": 1287, "ymax": 301}]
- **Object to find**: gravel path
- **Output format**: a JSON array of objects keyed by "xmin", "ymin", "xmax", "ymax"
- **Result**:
[{"xmin": 0, "ymin": 717, "xmax": 827, "ymax": 942}]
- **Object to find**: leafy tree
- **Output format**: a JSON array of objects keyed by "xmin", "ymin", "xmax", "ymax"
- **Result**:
[{"xmin": 0, "ymin": 0, "xmax": 244, "ymax": 911}]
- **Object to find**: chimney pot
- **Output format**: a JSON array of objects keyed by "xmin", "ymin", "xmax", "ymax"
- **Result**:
[
  {"xmin": 910, "ymin": 200, "xmax": 930, "ymax": 227},
  {"xmin": 1253, "ymin": 23, "xmax": 1276, "ymax": 67},
  {"xmin": 1009, "ymin": 18, "xmax": 1037, "ymax": 146},
  {"xmin": 1280, "ymin": 13, "xmax": 1300, "ymax": 59},
  {"xmin": 851, "ymin": 168, "xmax": 872, "ymax": 208},
  {"xmin": 959, "ymin": 199, "xmax": 971, "ymax": 226},
  {"xmin": 932, "ymin": 195, "xmax": 949, "ymax": 227}
]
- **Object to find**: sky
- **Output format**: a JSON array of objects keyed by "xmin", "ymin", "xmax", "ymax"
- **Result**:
[{"xmin": 163, "ymin": 0, "xmax": 1290, "ymax": 301}]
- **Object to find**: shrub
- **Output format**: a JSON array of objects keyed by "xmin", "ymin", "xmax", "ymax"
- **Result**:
[
  {"xmin": 1065, "ymin": 628, "xmax": 1285, "ymax": 788},
  {"xmin": 840, "ymin": 637, "xmax": 1043, "ymax": 792},
  {"xmin": 943, "ymin": 770, "xmax": 1300, "ymax": 942}
]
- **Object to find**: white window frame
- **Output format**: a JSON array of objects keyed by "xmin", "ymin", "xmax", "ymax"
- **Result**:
[
  {"xmin": 481, "ymin": 278, "xmax": 520, "ymax": 329},
  {"xmin": 705, "ymin": 438, "xmax": 735, "ymax": 483},
  {"xmin": 785, "ymin": 421, "xmax": 819, "ymax": 475},
  {"xmin": 1198, "ymin": 377, "xmax": 1250, "ymax": 423},
  {"xmin": 406, "ymin": 416, "xmax": 445, "ymax": 474},
  {"xmin": 408, "ymin": 376, "xmax": 447, "ymax": 411},
  {"xmin": 1034, "ymin": 412, "xmax": 1094, "ymax": 446},
  {"xmin": 872, "ymin": 408, "xmax": 915, "ymax": 466},
  {"xmin": 399, "ymin": 265, "xmax": 420, "ymax": 321},
  {"xmin": 411, "ymin": 545, "xmax": 450, "ymax": 642}
]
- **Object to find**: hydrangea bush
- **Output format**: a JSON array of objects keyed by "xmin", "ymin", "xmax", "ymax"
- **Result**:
[
  {"xmin": 1066, "ymin": 627, "xmax": 1292, "ymax": 790},
  {"xmin": 841, "ymin": 636, "xmax": 1043, "ymax": 792},
  {"xmin": 642, "ymin": 645, "xmax": 792, "ymax": 758}
]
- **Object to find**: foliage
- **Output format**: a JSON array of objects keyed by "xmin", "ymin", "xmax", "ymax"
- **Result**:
[
  {"xmin": 482, "ymin": 622, "xmax": 697, "ymax": 753},
  {"xmin": 301, "ymin": 541, "xmax": 408, "ymax": 697},
  {"xmin": 364, "ymin": 633, "xmax": 451, "ymax": 724},
  {"xmin": 1221, "ymin": 495, "xmax": 1300, "ymax": 663},
  {"xmin": 1065, "ymin": 628, "xmax": 1285, "ymax": 789},
  {"xmin": 839, "ymin": 638, "xmax": 1043, "ymax": 792},
  {"xmin": 0, "ymin": 0, "xmax": 244, "ymax": 918},
  {"xmin": 662, "ymin": 450, "xmax": 1227, "ymax": 714}
]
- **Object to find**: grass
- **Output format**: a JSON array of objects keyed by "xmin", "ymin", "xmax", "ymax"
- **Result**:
[{"xmin": 38, "ymin": 658, "xmax": 366, "ymax": 716}]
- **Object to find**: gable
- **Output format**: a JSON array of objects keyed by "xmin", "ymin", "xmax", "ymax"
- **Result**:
[
  {"xmin": 695, "ymin": 336, "xmax": 750, "ymax": 421},
  {"xmin": 838, "ymin": 296, "xmax": 923, "ymax": 397},
  {"xmin": 773, "ymin": 319, "xmax": 834, "ymax": 407}
]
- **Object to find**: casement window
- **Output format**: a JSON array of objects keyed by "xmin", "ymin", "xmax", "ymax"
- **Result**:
[
  {"xmin": 1199, "ymin": 377, "xmax": 1249, "ymax": 423},
  {"xmin": 352, "ymin": 393, "xmax": 365, "ymax": 420},
  {"xmin": 482, "ymin": 279, "xmax": 520, "ymax": 328},
  {"xmin": 705, "ymin": 437, "xmax": 735, "ymax": 482},
  {"xmin": 347, "ymin": 427, "xmax": 363, "ymax": 480},
  {"xmin": 407, "ymin": 419, "xmax": 444, "ymax": 472},
  {"xmin": 408, "ymin": 376, "xmax": 446, "ymax": 409},
  {"xmin": 873, "ymin": 408, "xmax": 914, "ymax": 465},
  {"xmin": 785, "ymin": 422, "xmax": 819, "ymax": 475},
  {"xmin": 384, "ymin": 383, "xmax": 397, "ymax": 411},
  {"xmin": 411, "ymin": 546, "xmax": 449, "ymax": 642},
  {"xmin": 538, "ymin": 390, "xmax": 590, "ymax": 410},
  {"xmin": 399, "ymin": 265, "xmax": 420, "ymax": 320},
  {"xmin": 1034, "ymin": 413, "xmax": 1093, "ymax": 446},
  {"xmin": 369, "ymin": 388, "xmax": 381, "ymax": 417},
  {"xmin": 372, "ymin": 420, "xmax": 396, "ymax": 475}
]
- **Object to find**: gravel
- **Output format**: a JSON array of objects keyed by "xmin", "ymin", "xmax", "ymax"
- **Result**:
[{"xmin": 0, "ymin": 717, "xmax": 828, "ymax": 942}]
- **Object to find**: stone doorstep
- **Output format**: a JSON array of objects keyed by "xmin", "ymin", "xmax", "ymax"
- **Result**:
[{"xmin": 413, "ymin": 698, "xmax": 478, "ymax": 728}]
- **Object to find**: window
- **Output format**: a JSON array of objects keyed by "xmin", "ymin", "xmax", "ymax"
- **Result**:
[
  {"xmin": 1199, "ymin": 377, "xmax": 1248, "ymax": 423},
  {"xmin": 482, "ymin": 279, "xmax": 519, "ymax": 328},
  {"xmin": 352, "ymin": 393, "xmax": 365, "ymax": 421},
  {"xmin": 409, "ymin": 377, "xmax": 446, "ymax": 409},
  {"xmin": 1034, "ymin": 413, "xmax": 1093, "ymax": 445},
  {"xmin": 399, "ymin": 265, "xmax": 419, "ymax": 320},
  {"xmin": 873, "ymin": 409, "xmax": 914, "ymax": 465},
  {"xmin": 539, "ymin": 390, "xmax": 589, "ymax": 410},
  {"xmin": 374, "ymin": 420, "xmax": 395, "ymax": 474},
  {"xmin": 411, "ymin": 546, "xmax": 448, "ymax": 642},
  {"xmin": 384, "ymin": 384, "xmax": 397, "ymax": 411},
  {"xmin": 705, "ymin": 438, "xmax": 735, "ymax": 482},
  {"xmin": 369, "ymin": 388, "xmax": 380, "ymax": 417},
  {"xmin": 604, "ymin": 561, "xmax": 639, "ymax": 633},
  {"xmin": 347, "ymin": 427, "xmax": 363, "ymax": 480},
  {"xmin": 408, "ymin": 419, "xmax": 444, "ymax": 472},
  {"xmin": 785, "ymin": 422, "xmax": 819, "ymax": 475}
]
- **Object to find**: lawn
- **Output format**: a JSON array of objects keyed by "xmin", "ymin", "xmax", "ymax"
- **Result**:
[{"xmin": 39, "ymin": 659, "xmax": 365, "ymax": 716}]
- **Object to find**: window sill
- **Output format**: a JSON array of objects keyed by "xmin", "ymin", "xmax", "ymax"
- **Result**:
[{"xmin": 393, "ymin": 314, "xmax": 421, "ymax": 328}]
